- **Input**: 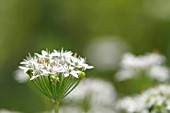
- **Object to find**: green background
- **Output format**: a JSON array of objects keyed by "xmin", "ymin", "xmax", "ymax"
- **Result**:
[{"xmin": 1, "ymin": 0, "xmax": 170, "ymax": 112}]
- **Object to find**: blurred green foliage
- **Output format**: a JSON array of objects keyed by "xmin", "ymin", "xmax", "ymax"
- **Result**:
[{"xmin": 1, "ymin": 0, "xmax": 170, "ymax": 112}]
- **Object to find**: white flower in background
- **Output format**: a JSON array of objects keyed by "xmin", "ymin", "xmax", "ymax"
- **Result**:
[
  {"xmin": 148, "ymin": 65, "xmax": 170, "ymax": 82},
  {"xmin": 59, "ymin": 106, "xmax": 83, "ymax": 113},
  {"xmin": 41, "ymin": 106, "xmax": 83, "ymax": 113},
  {"xmin": 88, "ymin": 107, "xmax": 116, "ymax": 113},
  {"xmin": 19, "ymin": 49, "xmax": 93, "ymax": 81},
  {"xmin": 115, "ymin": 69, "xmax": 135, "ymax": 81},
  {"xmin": 116, "ymin": 95, "xmax": 145, "ymax": 113},
  {"xmin": 116, "ymin": 85, "xmax": 170, "ymax": 113},
  {"xmin": 84, "ymin": 36, "xmax": 129, "ymax": 71},
  {"xmin": 115, "ymin": 52, "xmax": 169, "ymax": 82},
  {"xmin": 0, "ymin": 109, "xmax": 21, "ymax": 113},
  {"xmin": 142, "ymin": 85, "xmax": 170, "ymax": 113},
  {"xmin": 120, "ymin": 53, "xmax": 165, "ymax": 70},
  {"xmin": 14, "ymin": 69, "xmax": 29, "ymax": 83},
  {"xmin": 65, "ymin": 78, "xmax": 116, "ymax": 112}
]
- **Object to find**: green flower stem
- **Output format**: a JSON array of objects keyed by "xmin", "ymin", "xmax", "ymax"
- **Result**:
[{"xmin": 53, "ymin": 100, "xmax": 60, "ymax": 113}]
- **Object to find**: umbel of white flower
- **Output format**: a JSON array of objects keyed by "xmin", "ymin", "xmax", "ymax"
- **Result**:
[
  {"xmin": 116, "ymin": 85, "xmax": 170, "ymax": 113},
  {"xmin": 19, "ymin": 49, "xmax": 93, "ymax": 113},
  {"xmin": 115, "ymin": 52, "xmax": 170, "ymax": 82}
]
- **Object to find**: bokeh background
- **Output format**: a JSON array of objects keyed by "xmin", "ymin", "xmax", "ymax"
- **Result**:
[{"xmin": 1, "ymin": 0, "xmax": 170, "ymax": 113}]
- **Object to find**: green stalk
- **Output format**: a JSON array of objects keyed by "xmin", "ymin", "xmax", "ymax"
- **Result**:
[{"xmin": 53, "ymin": 100, "xmax": 60, "ymax": 113}]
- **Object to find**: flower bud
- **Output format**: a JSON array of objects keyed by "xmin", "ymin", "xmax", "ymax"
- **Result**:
[
  {"xmin": 50, "ymin": 75, "xmax": 58, "ymax": 83},
  {"xmin": 78, "ymin": 71, "xmax": 85, "ymax": 79},
  {"xmin": 74, "ymin": 53, "xmax": 78, "ymax": 57}
]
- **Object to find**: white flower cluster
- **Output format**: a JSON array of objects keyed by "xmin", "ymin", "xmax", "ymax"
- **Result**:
[
  {"xmin": 116, "ymin": 95, "xmax": 145, "ymax": 113},
  {"xmin": 14, "ymin": 69, "xmax": 29, "ymax": 83},
  {"xmin": 65, "ymin": 78, "xmax": 116, "ymax": 113},
  {"xmin": 116, "ymin": 85, "xmax": 170, "ymax": 113},
  {"xmin": 115, "ymin": 52, "xmax": 170, "ymax": 82},
  {"xmin": 19, "ymin": 49, "xmax": 93, "ymax": 81}
]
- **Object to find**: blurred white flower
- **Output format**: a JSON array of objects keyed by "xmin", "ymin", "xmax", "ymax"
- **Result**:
[
  {"xmin": 116, "ymin": 85, "xmax": 170, "ymax": 113},
  {"xmin": 120, "ymin": 53, "xmax": 165, "ymax": 70},
  {"xmin": 14, "ymin": 69, "xmax": 29, "ymax": 83},
  {"xmin": 40, "ymin": 106, "xmax": 83, "ymax": 113},
  {"xmin": 115, "ymin": 69, "xmax": 135, "ymax": 81},
  {"xmin": 148, "ymin": 65, "xmax": 170, "ymax": 82},
  {"xmin": 0, "ymin": 109, "xmax": 21, "ymax": 113},
  {"xmin": 115, "ymin": 52, "xmax": 169, "ymax": 82},
  {"xmin": 65, "ymin": 78, "xmax": 116, "ymax": 112},
  {"xmin": 84, "ymin": 36, "xmax": 129, "ymax": 71},
  {"xmin": 143, "ymin": 85, "xmax": 170, "ymax": 113},
  {"xmin": 88, "ymin": 107, "xmax": 116, "ymax": 113},
  {"xmin": 143, "ymin": 84, "xmax": 170, "ymax": 98},
  {"xmin": 59, "ymin": 106, "xmax": 83, "ymax": 113},
  {"xmin": 116, "ymin": 95, "xmax": 145, "ymax": 113}
]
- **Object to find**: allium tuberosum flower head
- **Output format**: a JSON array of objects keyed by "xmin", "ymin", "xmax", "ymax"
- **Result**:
[{"xmin": 19, "ymin": 49, "xmax": 93, "ymax": 102}]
